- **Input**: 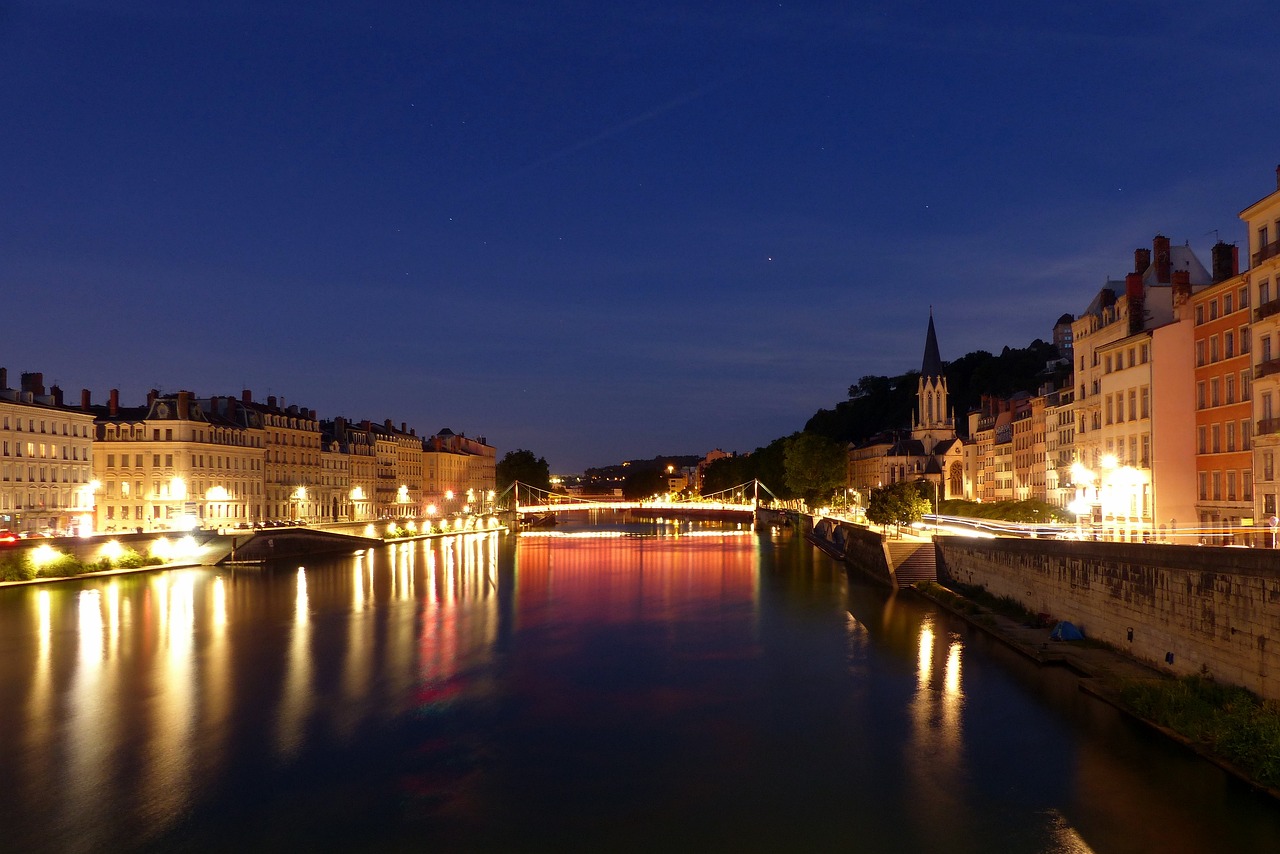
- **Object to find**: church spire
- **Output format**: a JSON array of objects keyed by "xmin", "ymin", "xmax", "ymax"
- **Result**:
[{"xmin": 921, "ymin": 310, "xmax": 943, "ymax": 380}]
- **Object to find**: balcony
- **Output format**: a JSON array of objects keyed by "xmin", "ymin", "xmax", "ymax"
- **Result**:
[
  {"xmin": 1254, "ymin": 239, "xmax": 1280, "ymax": 268},
  {"xmin": 1257, "ymin": 417, "xmax": 1280, "ymax": 437},
  {"xmin": 1255, "ymin": 359, "xmax": 1280, "ymax": 380},
  {"xmin": 1255, "ymin": 297, "xmax": 1280, "ymax": 322}
]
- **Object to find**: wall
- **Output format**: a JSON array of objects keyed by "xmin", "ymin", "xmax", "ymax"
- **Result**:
[
  {"xmin": 938, "ymin": 536, "xmax": 1280, "ymax": 700},
  {"xmin": 808, "ymin": 517, "xmax": 894, "ymax": 587}
]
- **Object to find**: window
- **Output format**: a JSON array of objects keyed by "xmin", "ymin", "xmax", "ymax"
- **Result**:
[
  {"xmin": 1227, "ymin": 422, "xmax": 1236, "ymax": 452},
  {"xmin": 1128, "ymin": 348, "xmax": 1136, "ymax": 368},
  {"xmin": 1226, "ymin": 331, "xmax": 1235, "ymax": 358},
  {"xmin": 1213, "ymin": 471, "xmax": 1222, "ymax": 501},
  {"xmin": 1105, "ymin": 355, "xmax": 1113, "ymax": 373},
  {"xmin": 1227, "ymin": 375, "xmax": 1235, "ymax": 404},
  {"xmin": 1117, "ymin": 395, "xmax": 1124, "ymax": 422},
  {"xmin": 1140, "ymin": 343, "xmax": 1149, "ymax": 363},
  {"xmin": 1141, "ymin": 433, "xmax": 1150, "ymax": 467},
  {"xmin": 1129, "ymin": 390, "xmax": 1137, "ymax": 421},
  {"xmin": 1243, "ymin": 372, "xmax": 1252, "ymax": 401},
  {"xmin": 1245, "ymin": 470, "xmax": 1254, "ymax": 501},
  {"xmin": 1212, "ymin": 424, "xmax": 1221, "ymax": 453},
  {"xmin": 1210, "ymin": 336, "xmax": 1220, "ymax": 362},
  {"xmin": 1260, "ymin": 226, "xmax": 1270, "ymax": 251},
  {"xmin": 1225, "ymin": 294, "xmax": 1234, "ymax": 314},
  {"xmin": 1262, "ymin": 281, "xmax": 1271, "ymax": 305},
  {"xmin": 1244, "ymin": 420, "xmax": 1253, "ymax": 450},
  {"xmin": 1198, "ymin": 426, "xmax": 1207, "ymax": 454},
  {"xmin": 1243, "ymin": 327, "xmax": 1251, "ymax": 354},
  {"xmin": 1196, "ymin": 341, "xmax": 1206, "ymax": 366},
  {"xmin": 1210, "ymin": 300, "xmax": 1219, "ymax": 320},
  {"xmin": 1106, "ymin": 396, "xmax": 1114, "ymax": 424},
  {"xmin": 1211, "ymin": 378, "xmax": 1220, "ymax": 407},
  {"xmin": 1199, "ymin": 472, "xmax": 1208, "ymax": 500},
  {"xmin": 1241, "ymin": 286, "xmax": 1250, "ymax": 308},
  {"xmin": 1195, "ymin": 305, "xmax": 1205, "ymax": 325}
]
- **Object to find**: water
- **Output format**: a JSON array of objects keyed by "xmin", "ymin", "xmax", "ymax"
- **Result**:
[{"xmin": 1, "ymin": 518, "xmax": 1278, "ymax": 853}]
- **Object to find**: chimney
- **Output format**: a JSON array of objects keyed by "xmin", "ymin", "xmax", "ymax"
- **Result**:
[
  {"xmin": 0, "ymin": 368, "xmax": 6, "ymax": 390},
  {"xmin": 51, "ymin": 385, "xmax": 63, "ymax": 407},
  {"xmin": 178, "ymin": 390, "xmax": 191, "ymax": 418},
  {"xmin": 242, "ymin": 389, "xmax": 253, "ymax": 404},
  {"xmin": 1126, "ymin": 272, "xmax": 1145, "ymax": 334},
  {"xmin": 1171, "ymin": 269, "xmax": 1192, "ymax": 308},
  {"xmin": 1276, "ymin": 163, "xmax": 1280, "ymax": 191},
  {"xmin": 362, "ymin": 420, "xmax": 372, "ymax": 432},
  {"xmin": 81, "ymin": 389, "xmax": 91, "ymax": 410},
  {"xmin": 109, "ymin": 389, "xmax": 119, "ymax": 417},
  {"xmin": 401, "ymin": 422, "xmax": 407, "ymax": 433},
  {"xmin": 147, "ymin": 389, "xmax": 158, "ymax": 406},
  {"xmin": 267, "ymin": 395, "xmax": 277, "ymax": 408},
  {"xmin": 1211, "ymin": 241, "xmax": 1239, "ymax": 282},
  {"xmin": 21, "ymin": 372, "xmax": 45, "ymax": 395},
  {"xmin": 385, "ymin": 419, "xmax": 394, "ymax": 430},
  {"xmin": 1153, "ymin": 234, "xmax": 1171, "ymax": 283},
  {"xmin": 1134, "ymin": 247, "xmax": 1151, "ymax": 274}
]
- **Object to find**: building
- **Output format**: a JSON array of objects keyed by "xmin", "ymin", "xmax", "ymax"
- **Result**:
[
  {"xmin": 94, "ymin": 389, "xmax": 266, "ymax": 532},
  {"xmin": 1191, "ymin": 253, "xmax": 1252, "ymax": 544},
  {"xmin": 848, "ymin": 315, "xmax": 965, "ymax": 501},
  {"xmin": 1244, "ymin": 166, "xmax": 1280, "ymax": 542},
  {"xmin": 423, "ymin": 428, "xmax": 497, "ymax": 513},
  {"xmin": 0, "ymin": 371, "xmax": 96, "ymax": 535}
]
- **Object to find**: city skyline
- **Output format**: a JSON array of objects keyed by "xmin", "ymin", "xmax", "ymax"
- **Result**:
[{"xmin": 4, "ymin": 2, "xmax": 1279, "ymax": 472}]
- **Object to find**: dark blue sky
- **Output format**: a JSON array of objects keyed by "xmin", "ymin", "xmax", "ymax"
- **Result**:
[{"xmin": 3, "ymin": 1, "xmax": 1277, "ymax": 472}]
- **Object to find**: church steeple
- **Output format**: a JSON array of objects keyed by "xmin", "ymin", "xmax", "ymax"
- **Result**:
[
  {"xmin": 914, "ymin": 311, "xmax": 951, "ymax": 453},
  {"xmin": 921, "ymin": 309, "xmax": 943, "ymax": 380}
]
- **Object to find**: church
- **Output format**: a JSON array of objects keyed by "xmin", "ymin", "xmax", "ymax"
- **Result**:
[{"xmin": 847, "ymin": 314, "xmax": 967, "ymax": 504}]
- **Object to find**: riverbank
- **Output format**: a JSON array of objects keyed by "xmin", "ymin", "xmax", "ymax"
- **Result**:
[
  {"xmin": 909, "ymin": 579, "xmax": 1280, "ymax": 801},
  {"xmin": 0, "ymin": 525, "xmax": 508, "ymax": 587}
]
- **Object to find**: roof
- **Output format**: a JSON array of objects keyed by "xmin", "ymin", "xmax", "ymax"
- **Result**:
[{"xmin": 921, "ymin": 314, "xmax": 943, "ymax": 379}]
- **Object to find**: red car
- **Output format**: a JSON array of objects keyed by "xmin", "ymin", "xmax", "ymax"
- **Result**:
[{"xmin": 0, "ymin": 530, "xmax": 18, "ymax": 546}]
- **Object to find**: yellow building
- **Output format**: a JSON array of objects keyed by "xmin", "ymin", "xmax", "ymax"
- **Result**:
[
  {"xmin": 1244, "ymin": 168, "xmax": 1280, "ymax": 537},
  {"xmin": 219, "ymin": 392, "xmax": 323, "ymax": 524},
  {"xmin": 95, "ymin": 390, "xmax": 265, "ymax": 532},
  {"xmin": 0, "ymin": 371, "xmax": 96, "ymax": 535}
]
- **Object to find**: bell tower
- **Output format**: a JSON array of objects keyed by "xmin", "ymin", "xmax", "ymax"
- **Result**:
[{"xmin": 913, "ymin": 311, "xmax": 952, "ymax": 454}]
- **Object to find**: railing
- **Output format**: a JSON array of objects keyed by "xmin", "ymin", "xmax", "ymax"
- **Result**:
[
  {"xmin": 1254, "ymin": 298, "xmax": 1280, "ymax": 322},
  {"xmin": 1255, "ymin": 359, "xmax": 1280, "ymax": 379},
  {"xmin": 1254, "ymin": 239, "xmax": 1280, "ymax": 267},
  {"xmin": 1257, "ymin": 417, "xmax": 1280, "ymax": 436}
]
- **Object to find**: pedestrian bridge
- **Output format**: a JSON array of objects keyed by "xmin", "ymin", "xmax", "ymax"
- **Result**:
[{"xmin": 503, "ymin": 480, "xmax": 778, "ymax": 516}]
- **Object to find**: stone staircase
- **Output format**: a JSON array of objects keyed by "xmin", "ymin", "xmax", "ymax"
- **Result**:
[{"xmin": 886, "ymin": 541, "xmax": 938, "ymax": 586}]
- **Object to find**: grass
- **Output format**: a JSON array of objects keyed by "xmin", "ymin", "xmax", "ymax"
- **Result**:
[{"xmin": 1120, "ymin": 675, "xmax": 1280, "ymax": 790}]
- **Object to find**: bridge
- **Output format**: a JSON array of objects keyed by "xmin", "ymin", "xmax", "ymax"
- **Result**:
[{"xmin": 498, "ymin": 480, "xmax": 781, "ymax": 517}]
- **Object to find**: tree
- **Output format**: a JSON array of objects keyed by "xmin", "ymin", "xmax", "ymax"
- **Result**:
[
  {"xmin": 783, "ymin": 432, "xmax": 846, "ymax": 504},
  {"xmin": 622, "ymin": 467, "xmax": 666, "ymax": 500},
  {"xmin": 865, "ymin": 481, "xmax": 930, "ymax": 532},
  {"xmin": 496, "ymin": 449, "xmax": 551, "ymax": 493}
]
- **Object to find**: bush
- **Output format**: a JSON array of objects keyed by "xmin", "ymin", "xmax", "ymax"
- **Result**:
[{"xmin": 1121, "ymin": 676, "xmax": 1280, "ymax": 788}]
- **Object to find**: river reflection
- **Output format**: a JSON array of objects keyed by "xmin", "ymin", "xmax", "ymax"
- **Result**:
[{"xmin": 1, "ymin": 524, "xmax": 1278, "ymax": 852}]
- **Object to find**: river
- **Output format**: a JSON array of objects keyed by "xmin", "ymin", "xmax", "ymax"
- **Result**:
[{"xmin": 1, "ymin": 518, "xmax": 1277, "ymax": 853}]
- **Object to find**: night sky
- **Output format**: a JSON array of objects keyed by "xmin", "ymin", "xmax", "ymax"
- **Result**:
[{"xmin": 4, "ymin": 2, "xmax": 1278, "ymax": 473}]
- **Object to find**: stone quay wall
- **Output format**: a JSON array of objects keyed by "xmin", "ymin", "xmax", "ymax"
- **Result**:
[
  {"xmin": 937, "ymin": 537, "xmax": 1280, "ymax": 700},
  {"xmin": 807, "ymin": 517, "xmax": 894, "ymax": 587}
]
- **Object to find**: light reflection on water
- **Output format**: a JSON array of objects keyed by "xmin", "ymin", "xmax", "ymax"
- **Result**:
[{"xmin": 0, "ymin": 525, "xmax": 1277, "ymax": 852}]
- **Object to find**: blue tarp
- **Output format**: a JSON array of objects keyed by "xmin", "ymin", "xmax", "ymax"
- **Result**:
[{"xmin": 1049, "ymin": 620, "xmax": 1084, "ymax": 642}]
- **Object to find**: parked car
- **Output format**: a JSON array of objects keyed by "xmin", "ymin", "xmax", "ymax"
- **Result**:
[{"xmin": 0, "ymin": 529, "xmax": 18, "ymax": 546}]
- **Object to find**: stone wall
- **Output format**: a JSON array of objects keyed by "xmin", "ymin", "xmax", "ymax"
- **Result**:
[
  {"xmin": 937, "ymin": 537, "xmax": 1280, "ymax": 700},
  {"xmin": 808, "ymin": 517, "xmax": 894, "ymax": 587}
]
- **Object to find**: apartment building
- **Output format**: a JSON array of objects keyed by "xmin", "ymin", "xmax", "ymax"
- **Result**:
[
  {"xmin": 0, "ymin": 371, "xmax": 96, "ymax": 535},
  {"xmin": 1243, "ymin": 169, "xmax": 1280, "ymax": 546},
  {"xmin": 1191, "ymin": 256, "xmax": 1253, "ymax": 544},
  {"xmin": 94, "ymin": 390, "xmax": 265, "ymax": 531}
]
